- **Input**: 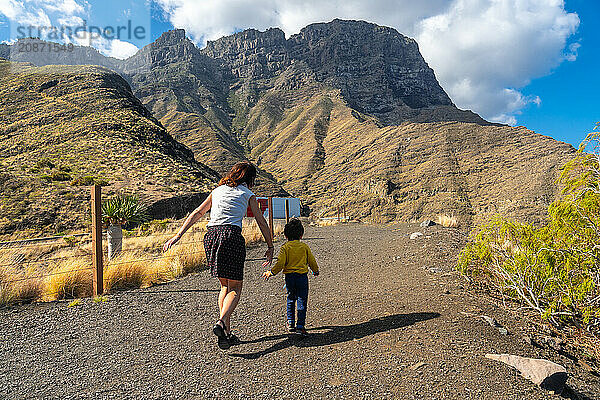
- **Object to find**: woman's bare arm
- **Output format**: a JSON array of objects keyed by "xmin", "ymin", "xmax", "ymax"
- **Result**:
[
  {"xmin": 163, "ymin": 193, "xmax": 212, "ymax": 252},
  {"xmin": 249, "ymin": 196, "xmax": 274, "ymax": 263}
]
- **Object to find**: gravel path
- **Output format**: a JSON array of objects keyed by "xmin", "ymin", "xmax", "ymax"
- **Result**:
[{"xmin": 1, "ymin": 223, "xmax": 599, "ymax": 399}]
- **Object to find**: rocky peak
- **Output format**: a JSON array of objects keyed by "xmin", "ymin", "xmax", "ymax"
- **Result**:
[
  {"xmin": 289, "ymin": 19, "xmax": 453, "ymax": 123},
  {"xmin": 203, "ymin": 19, "xmax": 455, "ymax": 124},
  {"xmin": 154, "ymin": 29, "xmax": 187, "ymax": 46},
  {"xmin": 203, "ymin": 27, "xmax": 290, "ymax": 80}
]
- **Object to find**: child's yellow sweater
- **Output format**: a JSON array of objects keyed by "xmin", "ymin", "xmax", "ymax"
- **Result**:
[{"xmin": 270, "ymin": 240, "xmax": 319, "ymax": 275}]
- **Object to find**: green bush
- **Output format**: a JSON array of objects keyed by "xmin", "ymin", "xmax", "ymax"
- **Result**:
[
  {"xmin": 459, "ymin": 124, "xmax": 600, "ymax": 332},
  {"xmin": 71, "ymin": 176, "xmax": 96, "ymax": 186},
  {"xmin": 71, "ymin": 176, "xmax": 109, "ymax": 186},
  {"xmin": 102, "ymin": 194, "xmax": 149, "ymax": 227},
  {"xmin": 51, "ymin": 172, "xmax": 72, "ymax": 182}
]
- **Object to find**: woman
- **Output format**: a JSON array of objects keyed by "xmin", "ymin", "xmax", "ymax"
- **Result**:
[{"xmin": 163, "ymin": 161, "xmax": 274, "ymax": 349}]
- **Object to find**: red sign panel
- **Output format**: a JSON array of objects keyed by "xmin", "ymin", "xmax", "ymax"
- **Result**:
[{"xmin": 246, "ymin": 197, "xmax": 268, "ymax": 217}]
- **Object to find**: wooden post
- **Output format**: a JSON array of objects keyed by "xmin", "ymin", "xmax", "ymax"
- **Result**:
[
  {"xmin": 267, "ymin": 196, "xmax": 274, "ymax": 242},
  {"xmin": 91, "ymin": 185, "xmax": 103, "ymax": 295},
  {"xmin": 285, "ymin": 198, "xmax": 290, "ymax": 223},
  {"xmin": 343, "ymin": 205, "xmax": 347, "ymax": 222},
  {"xmin": 337, "ymin": 206, "xmax": 340, "ymax": 222}
]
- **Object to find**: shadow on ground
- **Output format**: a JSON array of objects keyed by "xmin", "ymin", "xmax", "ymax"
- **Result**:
[
  {"xmin": 229, "ymin": 312, "xmax": 440, "ymax": 360},
  {"xmin": 561, "ymin": 385, "xmax": 598, "ymax": 400}
]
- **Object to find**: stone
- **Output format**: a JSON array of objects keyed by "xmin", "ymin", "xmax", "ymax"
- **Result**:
[
  {"xmin": 408, "ymin": 362, "xmax": 427, "ymax": 371},
  {"xmin": 481, "ymin": 316, "xmax": 509, "ymax": 335},
  {"xmin": 485, "ymin": 354, "xmax": 568, "ymax": 393},
  {"xmin": 481, "ymin": 315, "xmax": 500, "ymax": 327},
  {"xmin": 420, "ymin": 219, "xmax": 436, "ymax": 227},
  {"xmin": 543, "ymin": 336, "xmax": 564, "ymax": 351},
  {"xmin": 410, "ymin": 232, "xmax": 423, "ymax": 240}
]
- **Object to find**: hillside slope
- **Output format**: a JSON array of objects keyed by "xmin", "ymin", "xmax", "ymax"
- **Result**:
[
  {"xmin": 241, "ymin": 75, "xmax": 573, "ymax": 225},
  {"xmin": 0, "ymin": 61, "xmax": 219, "ymax": 236}
]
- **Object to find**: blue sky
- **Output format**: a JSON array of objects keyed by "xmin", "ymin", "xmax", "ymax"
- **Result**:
[
  {"xmin": 0, "ymin": 0, "xmax": 597, "ymax": 147},
  {"xmin": 517, "ymin": 0, "xmax": 599, "ymax": 146}
]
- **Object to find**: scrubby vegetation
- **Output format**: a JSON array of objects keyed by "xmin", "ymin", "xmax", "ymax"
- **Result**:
[
  {"xmin": 0, "ymin": 60, "xmax": 218, "ymax": 237},
  {"xmin": 458, "ymin": 125, "xmax": 600, "ymax": 345},
  {"xmin": 0, "ymin": 218, "xmax": 284, "ymax": 306}
]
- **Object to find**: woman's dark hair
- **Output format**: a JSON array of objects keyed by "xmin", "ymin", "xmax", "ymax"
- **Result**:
[
  {"xmin": 219, "ymin": 161, "xmax": 257, "ymax": 188},
  {"xmin": 284, "ymin": 218, "xmax": 304, "ymax": 241}
]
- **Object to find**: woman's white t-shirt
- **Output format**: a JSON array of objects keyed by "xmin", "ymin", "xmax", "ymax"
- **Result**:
[{"xmin": 207, "ymin": 183, "xmax": 254, "ymax": 228}]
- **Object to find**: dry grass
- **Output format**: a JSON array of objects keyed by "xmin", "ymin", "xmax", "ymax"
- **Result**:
[
  {"xmin": 45, "ymin": 258, "xmax": 93, "ymax": 300},
  {"xmin": 0, "ymin": 265, "xmax": 16, "ymax": 306},
  {"xmin": 14, "ymin": 269, "xmax": 43, "ymax": 303},
  {"xmin": 0, "ymin": 264, "xmax": 44, "ymax": 306},
  {"xmin": 0, "ymin": 217, "xmax": 284, "ymax": 306},
  {"xmin": 436, "ymin": 214, "xmax": 460, "ymax": 228},
  {"xmin": 241, "ymin": 219, "xmax": 284, "ymax": 244},
  {"xmin": 104, "ymin": 253, "xmax": 148, "ymax": 291}
]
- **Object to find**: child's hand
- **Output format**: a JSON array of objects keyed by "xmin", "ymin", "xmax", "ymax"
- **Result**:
[{"xmin": 262, "ymin": 270, "xmax": 273, "ymax": 281}]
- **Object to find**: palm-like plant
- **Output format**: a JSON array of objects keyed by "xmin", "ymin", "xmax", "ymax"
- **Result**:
[{"xmin": 102, "ymin": 195, "xmax": 149, "ymax": 259}]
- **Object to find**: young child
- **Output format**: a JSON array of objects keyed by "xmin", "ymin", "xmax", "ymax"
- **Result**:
[{"xmin": 262, "ymin": 218, "xmax": 319, "ymax": 336}]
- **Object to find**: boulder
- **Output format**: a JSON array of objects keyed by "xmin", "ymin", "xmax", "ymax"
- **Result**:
[
  {"xmin": 410, "ymin": 232, "xmax": 423, "ymax": 240},
  {"xmin": 420, "ymin": 219, "xmax": 436, "ymax": 227},
  {"xmin": 485, "ymin": 354, "xmax": 567, "ymax": 393}
]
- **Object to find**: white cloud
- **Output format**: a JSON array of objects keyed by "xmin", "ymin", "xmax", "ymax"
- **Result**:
[
  {"xmin": 0, "ymin": 0, "xmax": 52, "ymax": 27},
  {"xmin": 73, "ymin": 30, "xmax": 138, "ymax": 59},
  {"xmin": 1, "ymin": 0, "xmax": 138, "ymax": 59},
  {"xmin": 564, "ymin": 42, "xmax": 580, "ymax": 62},
  {"xmin": 155, "ymin": 0, "xmax": 580, "ymax": 126},
  {"xmin": 0, "ymin": 0, "xmax": 25, "ymax": 20},
  {"xmin": 40, "ymin": 0, "xmax": 85, "ymax": 15},
  {"xmin": 415, "ymin": 0, "xmax": 579, "ymax": 124}
]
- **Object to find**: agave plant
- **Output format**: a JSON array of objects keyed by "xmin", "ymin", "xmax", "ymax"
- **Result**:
[{"xmin": 102, "ymin": 195, "xmax": 149, "ymax": 259}]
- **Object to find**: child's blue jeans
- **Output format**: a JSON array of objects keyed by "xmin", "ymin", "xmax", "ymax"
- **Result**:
[{"xmin": 284, "ymin": 272, "xmax": 309, "ymax": 329}]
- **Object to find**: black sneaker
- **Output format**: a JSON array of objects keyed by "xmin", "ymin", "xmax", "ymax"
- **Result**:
[
  {"xmin": 296, "ymin": 328, "xmax": 308, "ymax": 337},
  {"xmin": 213, "ymin": 320, "xmax": 230, "ymax": 350},
  {"xmin": 286, "ymin": 321, "xmax": 296, "ymax": 333}
]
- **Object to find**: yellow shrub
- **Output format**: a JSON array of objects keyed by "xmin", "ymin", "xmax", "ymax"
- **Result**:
[
  {"xmin": 0, "ymin": 265, "xmax": 16, "ymax": 306},
  {"xmin": 104, "ymin": 253, "xmax": 147, "ymax": 291},
  {"xmin": 15, "ymin": 276, "xmax": 43, "ymax": 303},
  {"xmin": 44, "ymin": 258, "xmax": 92, "ymax": 300},
  {"xmin": 315, "ymin": 219, "xmax": 340, "ymax": 227}
]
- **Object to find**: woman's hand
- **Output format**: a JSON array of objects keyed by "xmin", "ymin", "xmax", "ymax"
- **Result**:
[{"xmin": 163, "ymin": 234, "xmax": 180, "ymax": 252}]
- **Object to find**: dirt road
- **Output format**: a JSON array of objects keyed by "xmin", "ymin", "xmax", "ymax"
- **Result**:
[{"xmin": 1, "ymin": 223, "xmax": 598, "ymax": 399}]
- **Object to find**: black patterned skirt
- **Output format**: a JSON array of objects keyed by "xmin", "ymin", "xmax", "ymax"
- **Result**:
[{"xmin": 203, "ymin": 225, "xmax": 246, "ymax": 281}]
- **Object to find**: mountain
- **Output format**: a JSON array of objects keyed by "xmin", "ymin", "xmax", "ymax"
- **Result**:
[
  {"xmin": 0, "ymin": 60, "xmax": 219, "ymax": 236},
  {"xmin": 0, "ymin": 19, "xmax": 576, "ymax": 227}
]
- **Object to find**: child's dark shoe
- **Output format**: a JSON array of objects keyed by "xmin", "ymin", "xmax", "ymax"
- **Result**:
[
  {"xmin": 296, "ymin": 328, "xmax": 308, "ymax": 337},
  {"xmin": 286, "ymin": 321, "xmax": 296, "ymax": 333}
]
